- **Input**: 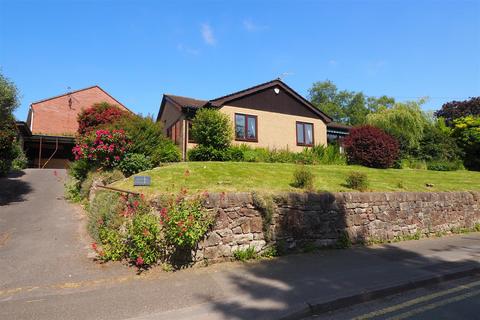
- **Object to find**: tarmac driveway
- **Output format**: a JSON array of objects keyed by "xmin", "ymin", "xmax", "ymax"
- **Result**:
[{"xmin": 0, "ymin": 169, "xmax": 130, "ymax": 290}]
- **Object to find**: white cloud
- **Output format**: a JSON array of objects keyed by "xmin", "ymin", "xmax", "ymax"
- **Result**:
[
  {"xmin": 328, "ymin": 59, "xmax": 338, "ymax": 66},
  {"xmin": 201, "ymin": 23, "xmax": 216, "ymax": 45},
  {"xmin": 177, "ymin": 44, "xmax": 200, "ymax": 56},
  {"xmin": 243, "ymin": 19, "xmax": 268, "ymax": 32}
]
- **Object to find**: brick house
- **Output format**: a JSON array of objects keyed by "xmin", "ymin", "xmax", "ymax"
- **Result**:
[
  {"xmin": 18, "ymin": 86, "xmax": 130, "ymax": 168},
  {"xmin": 156, "ymin": 79, "xmax": 348, "ymax": 160}
]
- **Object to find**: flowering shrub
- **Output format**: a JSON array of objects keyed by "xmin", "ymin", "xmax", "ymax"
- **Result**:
[
  {"xmin": 73, "ymin": 129, "xmax": 130, "ymax": 169},
  {"xmin": 343, "ymin": 125, "xmax": 399, "ymax": 168},
  {"xmin": 77, "ymin": 102, "xmax": 129, "ymax": 134},
  {"xmin": 127, "ymin": 212, "xmax": 162, "ymax": 267},
  {"xmin": 159, "ymin": 191, "xmax": 213, "ymax": 249}
]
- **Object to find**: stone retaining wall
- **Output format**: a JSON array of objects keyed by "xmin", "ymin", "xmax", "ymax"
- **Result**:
[{"xmin": 193, "ymin": 191, "xmax": 480, "ymax": 263}]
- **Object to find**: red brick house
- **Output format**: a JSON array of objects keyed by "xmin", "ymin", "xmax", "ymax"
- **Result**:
[{"xmin": 18, "ymin": 86, "xmax": 130, "ymax": 168}]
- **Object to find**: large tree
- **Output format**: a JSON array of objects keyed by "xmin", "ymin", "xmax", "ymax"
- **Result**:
[
  {"xmin": 434, "ymin": 97, "xmax": 480, "ymax": 126},
  {"xmin": 308, "ymin": 80, "xmax": 395, "ymax": 126},
  {"xmin": 0, "ymin": 73, "xmax": 20, "ymax": 175}
]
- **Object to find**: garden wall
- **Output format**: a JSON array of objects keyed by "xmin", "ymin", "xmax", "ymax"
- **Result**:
[{"xmin": 192, "ymin": 191, "xmax": 480, "ymax": 263}]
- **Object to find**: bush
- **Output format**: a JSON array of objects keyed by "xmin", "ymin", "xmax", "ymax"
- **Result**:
[
  {"xmin": 11, "ymin": 142, "xmax": 27, "ymax": 170},
  {"xmin": 127, "ymin": 210, "xmax": 162, "ymax": 267},
  {"xmin": 77, "ymin": 102, "xmax": 129, "ymax": 134},
  {"xmin": 291, "ymin": 166, "xmax": 315, "ymax": 190},
  {"xmin": 159, "ymin": 192, "xmax": 213, "ymax": 249},
  {"xmin": 399, "ymin": 157, "xmax": 427, "ymax": 170},
  {"xmin": 452, "ymin": 116, "xmax": 480, "ymax": 171},
  {"xmin": 427, "ymin": 160, "xmax": 464, "ymax": 171},
  {"xmin": 0, "ymin": 74, "xmax": 19, "ymax": 176},
  {"xmin": 119, "ymin": 153, "xmax": 152, "ymax": 177},
  {"xmin": 98, "ymin": 227, "xmax": 127, "ymax": 261},
  {"xmin": 419, "ymin": 123, "xmax": 462, "ymax": 163},
  {"xmin": 345, "ymin": 171, "xmax": 369, "ymax": 191},
  {"xmin": 343, "ymin": 125, "xmax": 399, "ymax": 168},
  {"xmin": 188, "ymin": 145, "xmax": 229, "ymax": 161},
  {"xmin": 87, "ymin": 191, "xmax": 125, "ymax": 242},
  {"xmin": 190, "ymin": 108, "xmax": 232, "ymax": 150},
  {"xmin": 73, "ymin": 129, "xmax": 131, "ymax": 169},
  {"xmin": 68, "ymin": 158, "xmax": 91, "ymax": 181},
  {"xmin": 233, "ymin": 246, "xmax": 257, "ymax": 261},
  {"xmin": 435, "ymin": 97, "xmax": 480, "ymax": 127},
  {"xmin": 150, "ymin": 140, "xmax": 181, "ymax": 165}
]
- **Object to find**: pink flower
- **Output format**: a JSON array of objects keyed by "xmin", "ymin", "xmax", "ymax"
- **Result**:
[{"xmin": 136, "ymin": 256, "xmax": 144, "ymax": 266}]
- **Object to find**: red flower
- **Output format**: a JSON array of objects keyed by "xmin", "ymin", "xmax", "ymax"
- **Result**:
[
  {"xmin": 136, "ymin": 256, "xmax": 144, "ymax": 266},
  {"xmin": 142, "ymin": 228, "xmax": 150, "ymax": 237},
  {"xmin": 91, "ymin": 242, "xmax": 98, "ymax": 251}
]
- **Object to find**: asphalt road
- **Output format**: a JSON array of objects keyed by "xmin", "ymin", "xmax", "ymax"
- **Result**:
[{"xmin": 311, "ymin": 275, "xmax": 480, "ymax": 320}]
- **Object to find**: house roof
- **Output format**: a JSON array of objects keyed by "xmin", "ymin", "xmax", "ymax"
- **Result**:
[
  {"xmin": 30, "ymin": 85, "xmax": 133, "ymax": 113},
  {"xmin": 158, "ymin": 79, "xmax": 332, "ymax": 123},
  {"xmin": 327, "ymin": 122, "xmax": 351, "ymax": 131}
]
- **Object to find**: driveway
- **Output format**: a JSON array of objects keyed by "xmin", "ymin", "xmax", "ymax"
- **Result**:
[{"xmin": 0, "ymin": 169, "xmax": 130, "ymax": 290}]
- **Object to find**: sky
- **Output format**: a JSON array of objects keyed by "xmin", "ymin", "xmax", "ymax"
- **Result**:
[{"xmin": 1, "ymin": 0, "xmax": 479, "ymax": 121}]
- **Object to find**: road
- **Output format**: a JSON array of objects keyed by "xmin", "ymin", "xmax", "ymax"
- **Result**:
[{"xmin": 311, "ymin": 275, "xmax": 480, "ymax": 320}]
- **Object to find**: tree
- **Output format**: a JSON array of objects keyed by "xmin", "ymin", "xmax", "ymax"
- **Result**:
[
  {"xmin": 434, "ymin": 97, "xmax": 480, "ymax": 126},
  {"xmin": 77, "ymin": 102, "xmax": 130, "ymax": 134},
  {"xmin": 418, "ymin": 119, "xmax": 462, "ymax": 162},
  {"xmin": 308, "ymin": 80, "xmax": 395, "ymax": 126},
  {"xmin": 452, "ymin": 116, "xmax": 480, "ymax": 170},
  {"xmin": 366, "ymin": 99, "xmax": 430, "ymax": 156},
  {"xmin": 343, "ymin": 125, "xmax": 399, "ymax": 168},
  {"xmin": 190, "ymin": 108, "xmax": 232, "ymax": 150},
  {"xmin": 0, "ymin": 73, "xmax": 20, "ymax": 176}
]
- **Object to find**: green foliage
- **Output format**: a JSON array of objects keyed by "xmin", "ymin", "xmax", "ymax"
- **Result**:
[
  {"xmin": 191, "ymin": 108, "xmax": 232, "ymax": 150},
  {"xmin": 252, "ymin": 192, "xmax": 275, "ymax": 241},
  {"xmin": 452, "ymin": 116, "xmax": 480, "ymax": 170},
  {"xmin": 188, "ymin": 145, "xmax": 229, "ymax": 161},
  {"xmin": 98, "ymin": 227, "xmax": 127, "ymax": 261},
  {"xmin": 426, "ymin": 160, "xmax": 464, "ymax": 171},
  {"xmin": 345, "ymin": 171, "xmax": 369, "ymax": 191},
  {"xmin": 159, "ymin": 192, "xmax": 213, "ymax": 249},
  {"xmin": 150, "ymin": 140, "xmax": 181, "ymax": 165},
  {"xmin": 261, "ymin": 246, "xmax": 278, "ymax": 258},
  {"xmin": 87, "ymin": 191, "xmax": 125, "ymax": 242},
  {"xmin": 419, "ymin": 121, "xmax": 462, "ymax": 163},
  {"xmin": 11, "ymin": 142, "xmax": 27, "ymax": 170},
  {"xmin": 0, "ymin": 73, "xmax": 19, "ymax": 176},
  {"xmin": 127, "ymin": 211, "xmax": 162, "ymax": 266},
  {"xmin": 119, "ymin": 153, "xmax": 153, "ymax": 177},
  {"xmin": 308, "ymin": 80, "xmax": 395, "ymax": 125},
  {"xmin": 367, "ymin": 100, "xmax": 430, "ymax": 156},
  {"xmin": 64, "ymin": 176, "xmax": 82, "ymax": 202},
  {"xmin": 399, "ymin": 157, "xmax": 427, "ymax": 170},
  {"xmin": 233, "ymin": 246, "xmax": 257, "ymax": 261},
  {"xmin": 291, "ymin": 165, "xmax": 315, "ymax": 190},
  {"xmin": 79, "ymin": 169, "xmax": 125, "ymax": 201},
  {"xmin": 68, "ymin": 158, "xmax": 91, "ymax": 181},
  {"xmin": 106, "ymin": 114, "xmax": 169, "ymax": 158}
]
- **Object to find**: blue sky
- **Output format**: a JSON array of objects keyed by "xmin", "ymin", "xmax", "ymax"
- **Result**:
[{"xmin": 1, "ymin": 0, "xmax": 479, "ymax": 120}]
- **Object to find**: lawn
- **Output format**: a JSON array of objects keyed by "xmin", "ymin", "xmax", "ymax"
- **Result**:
[{"xmin": 111, "ymin": 162, "xmax": 480, "ymax": 196}]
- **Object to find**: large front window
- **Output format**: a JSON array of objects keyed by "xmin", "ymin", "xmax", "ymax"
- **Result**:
[
  {"xmin": 235, "ymin": 113, "xmax": 257, "ymax": 141},
  {"xmin": 296, "ymin": 122, "xmax": 314, "ymax": 146}
]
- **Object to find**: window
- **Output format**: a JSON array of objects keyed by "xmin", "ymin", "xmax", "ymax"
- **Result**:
[
  {"xmin": 235, "ymin": 113, "xmax": 257, "ymax": 141},
  {"xmin": 296, "ymin": 122, "xmax": 314, "ymax": 146}
]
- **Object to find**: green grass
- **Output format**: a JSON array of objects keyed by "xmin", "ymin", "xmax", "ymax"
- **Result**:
[{"xmin": 111, "ymin": 162, "xmax": 480, "ymax": 196}]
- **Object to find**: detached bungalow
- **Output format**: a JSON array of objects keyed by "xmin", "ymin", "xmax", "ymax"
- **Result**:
[
  {"xmin": 156, "ymin": 79, "xmax": 347, "ymax": 159},
  {"xmin": 17, "ymin": 85, "xmax": 130, "ymax": 168}
]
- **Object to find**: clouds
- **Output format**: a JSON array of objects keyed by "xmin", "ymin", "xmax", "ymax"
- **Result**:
[
  {"xmin": 242, "ymin": 19, "xmax": 268, "ymax": 32},
  {"xmin": 201, "ymin": 23, "xmax": 216, "ymax": 45}
]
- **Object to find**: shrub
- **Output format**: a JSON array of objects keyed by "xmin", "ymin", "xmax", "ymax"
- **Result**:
[
  {"xmin": 127, "ymin": 211, "xmax": 162, "ymax": 267},
  {"xmin": 343, "ymin": 125, "xmax": 399, "ymax": 168},
  {"xmin": 419, "ymin": 123, "xmax": 462, "ymax": 163},
  {"xmin": 98, "ymin": 227, "xmax": 127, "ymax": 261},
  {"xmin": 190, "ymin": 108, "xmax": 232, "ymax": 150},
  {"xmin": 159, "ymin": 192, "xmax": 213, "ymax": 249},
  {"xmin": 233, "ymin": 246, "xmax": 257, "ymax": 261},
  {"xmin": 452, "ymin": 116, "xmax": 480, "ymax": 171},
  {"xmin": 345, "ymin": 171, "xmax": 369, "ymax": 191},
  {"xmin": 188, "ymin": 145, "xmax": 228, "ymax": 161},
  {"xmin": 291, "ymin": 166, "xmax": 315, "ymax": 190},
  {"xmin": 64, "ymin": 176, "xmax": 82, "ymax": 202},
  {"xmin": 150, "ymin": 140, "xmax": 182, "ymax": 165},
  {"xmin": 77, "ymin": 102, "xmax": 130, "ymax": 134},
  {"xmin": 399, "ymin": 157, "xmax": 427, "ymax": 170},
  {"xmin": 119, "ymin": 153, "xmax": 152, "ymax": 177},
  {"xmin": 73, "ymin": 129, "xmax": 131, "ymax": 169},
  {"xmin": 426, "ymin": 160, "xmax": 464, "ymax": 171},
  {"xmin": 435, "ymin": 97, "xmax": 480, "ymax": 127},
  {"xmin": 87, "ymin": 191, "xmax": 125, "ymax": 242},
  {"xmin": 68, "ymin": 158, "xmax": 91, "ymax": 181},
  {"xmin": 11, "ymin": 142, "xmax": 27, "ymax": 170},
  {"xmin": 0, "ymin": 73, "xmax": 19, "ymax": 176}
]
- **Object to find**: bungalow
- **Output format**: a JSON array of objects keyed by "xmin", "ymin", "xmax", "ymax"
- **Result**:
[
  {"xmin": 156, "ymin": 79, "xmax": 347, "ymax": 159},
  {"xmin": 17, "ymin": 85, "xmax": 130, "ymax": 168}
]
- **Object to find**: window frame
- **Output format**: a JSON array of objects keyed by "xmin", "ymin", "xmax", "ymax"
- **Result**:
[
  {"xmin": 234, "ymin": 113, "xmax": 258, "ymax": 142},
  {"xmin": 296, "ymin": 121, "xmax": 314, "ymax": 147}
]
